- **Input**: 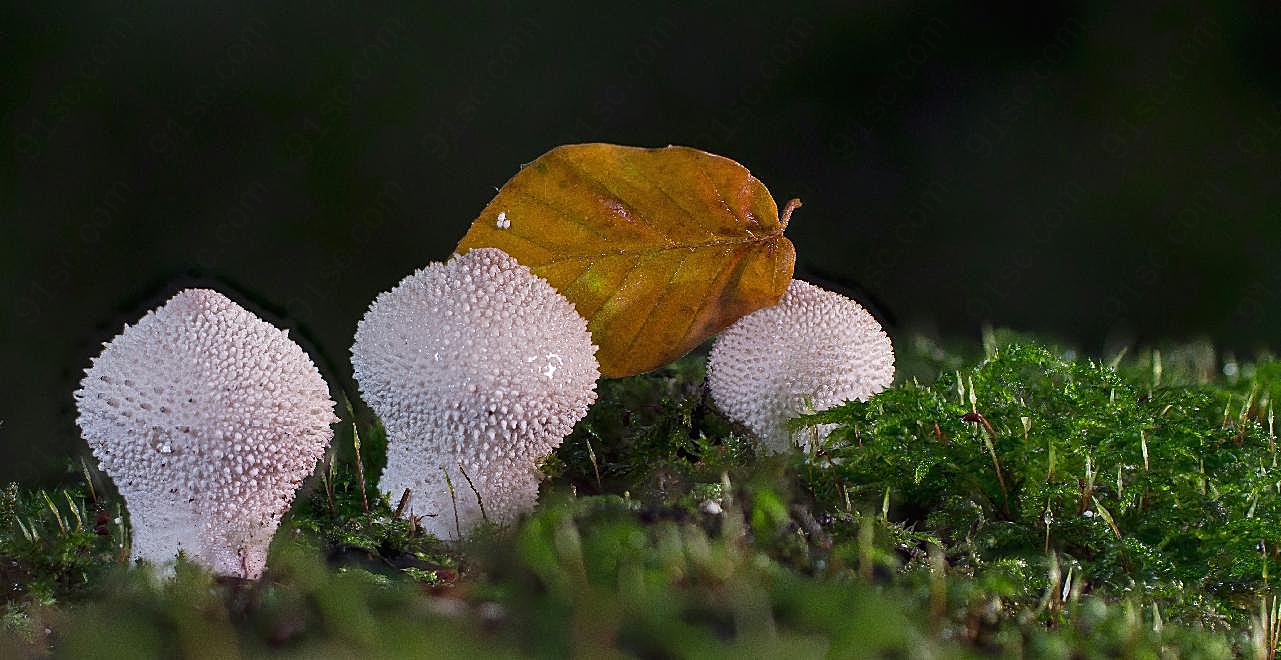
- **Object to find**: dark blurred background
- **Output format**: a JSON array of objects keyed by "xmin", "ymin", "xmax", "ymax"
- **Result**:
[{"xmin": 3, "ymin": 1, "xmax": 1280, "ymax": 484}]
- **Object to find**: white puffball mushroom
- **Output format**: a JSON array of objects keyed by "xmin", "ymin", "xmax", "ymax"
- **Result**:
[
  {"xmin": 708, "ymin": 279, "xmax": 895, "ymax": 453},
  {"xmin": 351, "ymin": 247, "xmax": 599, "ymax": 541},
  {"xmin": 74, "ymin": 289, "xmax": 337, "ymax": 579}
]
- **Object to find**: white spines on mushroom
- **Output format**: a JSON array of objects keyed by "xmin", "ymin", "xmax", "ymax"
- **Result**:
[
  {"xmin": 707, "ymin": 279, "xmax": 895, "ymax": 453},
  {"xmin": 74, "ymin": 289, "xmax": 337, "ymax": 579},
  {"xmin": 351, "ymin": 247, "xmax": 599, "ymax": 541}
]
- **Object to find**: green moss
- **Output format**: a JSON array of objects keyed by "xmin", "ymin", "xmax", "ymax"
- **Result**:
[{"xmin": 792, "ymin": 343, "xmax": 1281, "ymax": 632}]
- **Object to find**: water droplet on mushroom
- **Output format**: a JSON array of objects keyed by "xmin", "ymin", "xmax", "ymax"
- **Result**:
[{"xmin": 150, "ymin": 433, "xmax": 177, "ymax": 455}]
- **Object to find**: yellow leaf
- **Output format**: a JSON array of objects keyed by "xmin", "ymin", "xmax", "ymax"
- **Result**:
[{"xmin": 457, "ymin": 143, "xmax": 796, "ymax": 377}]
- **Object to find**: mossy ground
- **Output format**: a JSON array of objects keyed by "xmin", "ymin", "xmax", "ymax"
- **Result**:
[{"xmin": 4, "ymin": 332, "xmax": 1281, "ymax": 658}]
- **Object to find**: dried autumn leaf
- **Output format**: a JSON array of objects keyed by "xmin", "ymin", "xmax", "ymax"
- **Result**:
[{"xmin": 456, "ymin": 143, "xmax": 797, "ymax": 377}]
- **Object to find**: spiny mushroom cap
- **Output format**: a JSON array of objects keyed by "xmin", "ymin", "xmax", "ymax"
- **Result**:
[
  {"xmin": 708, "ymin": 279, "xmax": 895, "ymax": 453},
  {"xmin": 352, "ymin": 248, "xmax": 599, "ymax": 540},
  {"xmin": 74, "ymin": 289, "xmax": 337, "ymax": 578}
]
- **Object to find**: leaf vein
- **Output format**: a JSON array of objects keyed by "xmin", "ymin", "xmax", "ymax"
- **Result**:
[
  {"xmin": 552, "ymin": 152, "xmax": 677, "ymax": 247},
  {"xmin": 626, "ymin": 157, "xmax": 710, "ymax": 238},
  {"xmin": 532, "ymin": 233, "xmax": 781, "ymax": 265},
  {"xmin": 584, "ymin": 256, "xmax": 646, "ymax": 323},
  {"xmin": 511, "ymin": 188, "xmax": 615, "ymax": 245},
  {"xmin": 619, "ymin": 251, "xmax": 691, "ymax": 360},
  {"xmin": 670, "ymin": 248, "xmax": 747, "ymax": 355},
  {"xmin": 693, "ymin": 161, "xmax": 757, "ymax": 238}
]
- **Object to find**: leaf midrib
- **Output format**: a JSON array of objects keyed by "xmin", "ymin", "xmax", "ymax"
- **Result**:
[{"xmin": 527, "ymin": 230, "xmax": 786, "ymax": 264}]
